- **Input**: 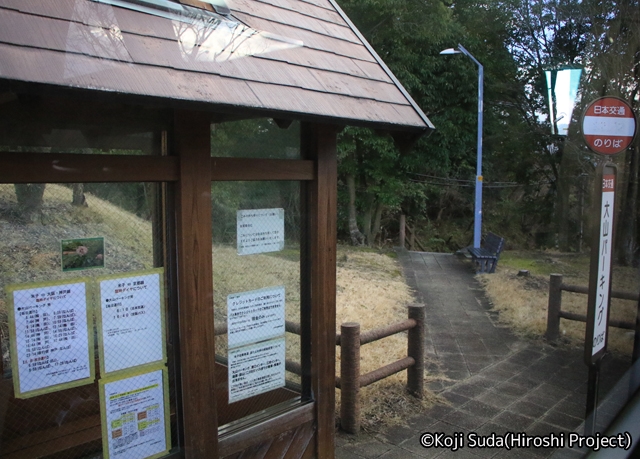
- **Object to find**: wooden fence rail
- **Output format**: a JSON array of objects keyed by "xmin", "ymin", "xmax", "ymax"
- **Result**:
[
  {"xmin": 545, "ymin": 273, "xmax": 640, "ymax": 343},
  {"xmin": 215, "ymin": 304, "xmax": 426, "ymax": 433},
  {"xmin": 336, "ymin": 304, "xmax": 425, "ymax": 433},
  {"xmin": 399, "ymin": 214, "xmax": 426, "ymax": 252}
]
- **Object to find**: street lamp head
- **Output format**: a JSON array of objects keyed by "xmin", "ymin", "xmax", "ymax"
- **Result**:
[{"xmin": 439, "ymin": 48, "xmax": 461, "ymax": 55}]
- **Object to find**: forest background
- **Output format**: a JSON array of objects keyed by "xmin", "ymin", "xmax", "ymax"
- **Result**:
[
  {"xmin": 334, "ymin": 0, "xmax": 639, "ymax": 264},
  {"xmin": 9, "ymin": 0, "xmax": 639, "ymax": 263}
]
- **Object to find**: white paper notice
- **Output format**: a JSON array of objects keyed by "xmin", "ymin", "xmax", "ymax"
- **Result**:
[
  {"xmin": 237, "ymin": 208, "xmax": 285, "ymax": 255},
  {"xmin": 228, "ymin": 337, "xmax": 285, "ymax": 403},
  {"xmin": 11, "ymin": 281, "xmax": 92, "ymax": 396},
  {"xmin": 99, "ymin": 272, "xmax": 164, "ymax": 374},
  {"xmin": 102, "ymin": 368, "xmax": 168, "ymax": 459},
  {"xmin": 227, "ymin": 286, "xmax": 285, "ymax": 349}
]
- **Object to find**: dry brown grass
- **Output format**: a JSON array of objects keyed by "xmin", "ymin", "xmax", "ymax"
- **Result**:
[
  {"xmin": 212, "ymin": 245, "xmax": 443, "ymax": 429},
  {"xmin": 0, "ymin": 184, "xmax": 439, "ymax": 428},
  {"xmin": 211, "ymin": 245, "xmax": 302, "ymax": 368},
  {"xmin": 0, "ymin": 184, "xmax": 154, "ymax": 287},
  {"xmin": 335, "ymin": 248, "xmax": 442, "ymax": 429},
  {"xmin": 479, "ymin": 251, "xmax": 640, "ymax": 356}
]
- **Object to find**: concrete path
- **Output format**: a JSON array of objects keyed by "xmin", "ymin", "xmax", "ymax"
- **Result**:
[{"xmin": 335, "ymin": 251, "xmax": 631, "ymax": 459}]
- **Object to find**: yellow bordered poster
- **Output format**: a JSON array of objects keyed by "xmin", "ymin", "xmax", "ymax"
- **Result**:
[
  {"xmin": 6, "ymin": 278, "xmax": 94, "ymax": 399},
  {"xmin": 95, "ymin": 268, "xmax": 166, "ymax": 376},
  {"xmin": 99, "ymin": 364, "xmax": 171, "ymax": 459}
]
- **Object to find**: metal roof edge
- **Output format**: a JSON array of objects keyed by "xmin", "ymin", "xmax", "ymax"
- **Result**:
[{"xmin": 325, "ymin": 0, "xmax": 435, "ymax": 131}]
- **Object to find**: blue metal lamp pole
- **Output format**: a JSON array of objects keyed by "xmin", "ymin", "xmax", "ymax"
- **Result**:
[{"xmin": 440, "ymin": 44, "xmax": 484, "ymax": 248}]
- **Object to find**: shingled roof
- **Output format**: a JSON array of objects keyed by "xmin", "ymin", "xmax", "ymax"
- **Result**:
[{"xmin": 0, "ymin": 0, "xmax": 433, "ymax": 133}]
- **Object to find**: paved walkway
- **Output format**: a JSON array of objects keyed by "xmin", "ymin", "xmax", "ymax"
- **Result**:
[{"xmin": 335, "ymin": 251, "xmax": 631, "ymax": 459}]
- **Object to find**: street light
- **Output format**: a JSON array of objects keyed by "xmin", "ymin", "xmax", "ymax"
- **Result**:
[{"xmin": 440, "ymin": 44, "xmax": 484, "ymax": 249}]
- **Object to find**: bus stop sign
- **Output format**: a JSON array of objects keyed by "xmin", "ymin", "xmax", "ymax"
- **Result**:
[{"xmin": 582, "ymin": 97, "xmax": 636, "ymax": 155}]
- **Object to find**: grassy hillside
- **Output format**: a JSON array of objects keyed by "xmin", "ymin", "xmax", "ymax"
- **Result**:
[
  {"xmin": 0, "ymin": 184, "xmax": 155, "ymax": 373},
  {"xmin": 0, "ymin": 184, "xmax": 436, "ymax": 429}
]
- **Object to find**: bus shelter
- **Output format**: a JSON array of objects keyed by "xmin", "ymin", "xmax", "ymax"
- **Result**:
[{"xmin": 0, "ymin": 0, "xmax": 433, "ymax": 457}]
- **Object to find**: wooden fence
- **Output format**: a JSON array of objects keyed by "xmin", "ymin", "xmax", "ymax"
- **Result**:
[
  {"xmin": 214, "ymin": 303, "xmax": 426, "ymax": 433},
  {"xmin": 336, "ymin": 304, "xmax": 425, "ymax": 433},
  {"xmin": 545, "ymin": 273, "xmax": 640, "ymax": 343},
  {"xmin": 399, "ymin": 215, "xmax": 426, "ymax": 252}
]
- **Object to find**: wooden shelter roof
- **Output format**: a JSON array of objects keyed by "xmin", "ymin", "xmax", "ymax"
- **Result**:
[{"xmin": 0, "ymin": 0, "xmax": 433, "ymax": 133}]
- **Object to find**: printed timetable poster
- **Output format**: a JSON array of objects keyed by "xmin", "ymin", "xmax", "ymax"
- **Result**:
[
  {"xmin": 227, "ymin": 285, "xmax": 285, "ymax": 349},
  {"xmin": 97, "ymin": 269, "xmax": 166, "ymax": 375},
  {"xmin": 7, "ymin": 279, "xmax": 94, "ymax": 398},
  {"xmin": 228, "ymin": 337, "xmax": 286, "ymax": 403},
  {"xmin": 100, "ymin": 366, "xmax": 170, "ymax": 459},
  {"xmin": 237, "ymin": 208, "xmax": 285, "ymax": 255}
]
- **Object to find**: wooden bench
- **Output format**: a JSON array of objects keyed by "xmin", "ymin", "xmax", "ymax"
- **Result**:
[{"xmin": 469, "ymin": 232, "xmax": 505, "ymax": 273}]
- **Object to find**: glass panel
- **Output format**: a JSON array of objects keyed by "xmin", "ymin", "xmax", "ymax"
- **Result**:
[
  {"xmin": 212, "ymin": 180, "xmax": 306, "ymax": 428},
  {"xmin": 0, "ymin": 182, "xmax": 179, "ymax": 458},
  {"xmin": 211, "ymin": 119, "xmax": 301, "ymax": 159}
]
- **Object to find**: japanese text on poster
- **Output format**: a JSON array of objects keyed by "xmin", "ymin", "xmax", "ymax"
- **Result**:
[
  {"xmin": 228, "ymin": 337, "xmax": 285, "ymax": 403},
  {"xmin": 592, "ymin": 175, "xmax": 615, "ymax": 357},
  {"xmin": 98, "ymin": 270, "xmax": 165, "ymax": 374},
  {"xmin": 8, "ymin": 280, "xmax": 93, "ymax": 398},
  {"xmin": 100, "ymin": 367, "xmax": 170, "ymax": 459},
  {"xmin": 227, "ymin": 286, "xmax": 285, "ymax": 349},
  {"xmin": 237, "ymin": 208, "xmax": 285, "ymax": 255}
]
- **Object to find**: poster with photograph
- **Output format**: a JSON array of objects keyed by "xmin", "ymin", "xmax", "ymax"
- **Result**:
[
  {"xmin": 100, "ymin": 365, "xmax": 170, "ymax": 459},
  {"xmin": 7, "ymin": 279, "xmax": 94, "ymax": 398},
  {"xmin": 227, "ymin": 285, "xmax": 285, "ymax": 349},
  {"xmin": 61, "ymin": 237, "xmax": 105, "ymax": 271},
  {"xmin": 97, "ymin": 269, "xmax": 166, "ymax": 375},
  {"xmin": 228, "ymin": 337, "xmax": 285, "ymax": 403},
  {"xmin": 237, "ymin": 208, "xmax": 285, "ymax": 255}
]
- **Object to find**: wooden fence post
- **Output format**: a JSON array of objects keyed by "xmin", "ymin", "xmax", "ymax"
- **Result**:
[
  {"xmin": 545, "ymin": 274, "xmax": 563, "ymax": 343},
  {"xmin": 399, "ymin": 214, "xmax": 406, "ymax": 249},
  {"xmin": 407, "ymin": 304, "xmax": 425, "ymax": 398},
  {"xmin": 340, "ymin": 322, "xmax": 361, "ymax": 434}
]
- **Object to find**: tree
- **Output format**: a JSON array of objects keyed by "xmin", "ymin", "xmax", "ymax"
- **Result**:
[
  {"xmin": 335, "ymin": 0, "xmax": 474, "ymax": 245},
  {"xmin": 337, "ymin": 0, "xmax": 638, "ymax": 252},
  {"xmin": 494, "ymin": 0, "xmax": 603, "ymax": 250},
  {"xmin": 337, "ymin": 0, "xmax": 537, "ymax": 247},
  {"xmin": 502, "ymin": 0, "xmax": 639, "ymax": 256},
  {"xmin": 338, "ymin": 127, "xmax": 426, "ymax": 245},
  {"xmin": 72, "ymin": 184, "xmax": 87, "ymax": 207},
  {"xmin": 580, "ymin": 0, "xmax": 640, "ymax": 264},
  {"xmin": 14, "ymin": 184, "xmax": 45, "ymax": 223}
]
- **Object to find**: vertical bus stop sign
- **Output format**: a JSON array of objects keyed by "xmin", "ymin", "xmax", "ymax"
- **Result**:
[
  {"xmin": 585, "ymin": 164, "xmax": 617, "ymax": 366},
  {"xmin": 582, "ymin": 97, "xmax": 636, "ymax": 155},
  {"xmin": 581, "ymin": 96, "xmax": 636, "ymax": 366},
  {"xmin": 580, "ymin": 95, "xmax": 636, "ymax": 435},
  {"xmin": 583, "ymin": 163, "xmax": 617, "ymax": 436}
]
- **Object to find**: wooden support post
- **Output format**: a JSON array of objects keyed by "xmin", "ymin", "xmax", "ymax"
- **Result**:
[
  {"xmin": 174, "ymin": 110, "xmax": 218, "ymax": 457},
  {"xmin": 399, "ymin": 214, "xmax": 406, "ymax": 249},
  {"xmin": 340, "ymin": 322, "xmax": 361, "ymax": 434},
  {"xmin": 407, "ymin": 304, "xmax": 425, "ymax": 398},
  {"xmin": 545, "ymin": 273, "xmax": 563, "ymax": 343},
  {"xmin": 303, "ymin": 123, "xmax": 338, "ymax": 458},
  {"xmin": 410, "ymin": 229, "xmax": 415, "ymax": 251}
]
